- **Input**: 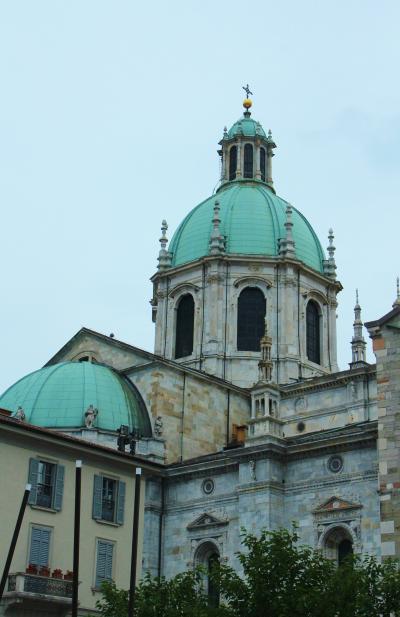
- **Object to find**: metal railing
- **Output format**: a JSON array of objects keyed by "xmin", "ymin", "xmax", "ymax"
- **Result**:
[{"xmin": 7, "ymin": 573, "xmax": 73, "ymax": 598}]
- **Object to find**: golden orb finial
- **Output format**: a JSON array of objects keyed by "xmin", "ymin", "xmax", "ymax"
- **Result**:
[{"xmin": 243, "ymin": 98, "xmax": 252, "ymax": 110}]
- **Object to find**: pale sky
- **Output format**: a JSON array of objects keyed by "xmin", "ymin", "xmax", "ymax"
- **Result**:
[{"xmin": 1, "ymin": 1, "xmax": 399, "ymax": 392}]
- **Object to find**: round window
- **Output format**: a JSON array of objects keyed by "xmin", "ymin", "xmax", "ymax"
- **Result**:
[
  {"xmin": 328, "ymin": 455, "xmax": 343, "ymax": 473},
  {"xmin": 297, "ymin": 421, "xmax": 305, "ymax": 433},
  {"xmin": 202, "ymin": 478, "xmax": 215, "ymax": 495}
]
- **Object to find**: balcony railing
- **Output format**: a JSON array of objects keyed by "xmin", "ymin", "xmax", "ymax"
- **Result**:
[{"xmin": 7, "ymin": 573, "xmax": 73, "ymax": 600}]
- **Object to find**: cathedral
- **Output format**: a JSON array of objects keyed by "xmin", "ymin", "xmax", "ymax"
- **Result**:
[{"xmin": 1, "ymin": 94, "xmax": 400, "ymax": 608}]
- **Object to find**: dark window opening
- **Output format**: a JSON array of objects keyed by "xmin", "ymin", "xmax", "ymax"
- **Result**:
[
  {"xmin": 244, "ymin": 144, "xmax": 253, "ymax": 178},
  {"xmin": 306, "ymin": 301, "xmax": 321, "ymax": 364},
  {"xmin": 338, "ymin": 539, "xmax": 353, "ymax": 566},
  {"xmin": 260, "ymin": 147, "xmax": 266, "ymax": 181},
  {"xmin": 101, "ymin": 477, "xmax": 117, "ymax": 522},
  {"xmin": 207, "ymin": 553, "xmax": 220, "ymax": 607},
  {"xmin": 175, "ymin": 294, "xmax": 195, "ymax": 358},
  {"xmin": 36, "ymin": 461, "xmax": 55, "ymax": 509},
  {"xmin": 229, "ymin": 146, "xmax": 237, "ymax": 181},
  {"xmin": 237, "ymin": 287, "xmax": 266, "ymax": 351}
]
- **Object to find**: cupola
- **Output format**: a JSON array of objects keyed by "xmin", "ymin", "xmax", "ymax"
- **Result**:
[{"xmin": 218, "ymin": 91, "xmax": 277, "ymax": 190}]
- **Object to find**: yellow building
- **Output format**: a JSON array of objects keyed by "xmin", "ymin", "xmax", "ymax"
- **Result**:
[{"xmin": 0, "ymin": 410, "xmax": 161, "ymax": 617}]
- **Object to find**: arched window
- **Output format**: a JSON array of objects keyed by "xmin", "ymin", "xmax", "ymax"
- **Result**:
[
  {"xmin": 306, "ymin": 301, "xmax": 321, "ymax": 364},
  {"xmin": 260, "ymin": 147, "xmax": 266, "ymax": 181},
  {"xmin": 323, "ymin": 527, "xmax": 354, "ymax": 566},
  {"xmin": 229, "ymin": 146, "xmax": 237, "ymax": 181},
  {"xmin": 237, "ymin": 287, "xmax": 266, "ymax": 351},
  {"xmin": 195, "ymin": 542, "xmax": 220, "ymax": 607},
  {"xmin": 244, "ymin": 144, "xmax": 253, "ymax": 178},
  {"xmin": 175, "ymin": 294, "xmax": 194, "ymax": 359}
]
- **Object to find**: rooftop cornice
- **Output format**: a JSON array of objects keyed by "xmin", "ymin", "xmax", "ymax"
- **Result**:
[
  {"xmin": 280, "ymin": 364, "xmax": 376, "ymax": 398},
  {"xmin": 151, "ymin": 253, "xmax": 343, "ymax": 291},
  {"xmin": 0, "ymin": 416, "xmax": 163, "ymax": 473}
]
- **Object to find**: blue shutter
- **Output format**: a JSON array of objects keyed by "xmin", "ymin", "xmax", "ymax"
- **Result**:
[
  {"xmin": 116, "ymin": 481, "xmax": 126, "ymax": 525},
  {"xmin": 29, "ymin": 527, "xmax": 50, "ymax": 566},
  {"xmin": 96, "ymin": 541, "xmax": 113, "ymax": 587},
  {"xmin": 92, "ymin": 475, "xmax": 103, "ymax": 520},
  {"xmin": 28, "ymin": 459, "xmax": 39, "ymax": 505},
  {"xmin": 53, "ymin": 465, "xmax": 64, "ymax": 511}
]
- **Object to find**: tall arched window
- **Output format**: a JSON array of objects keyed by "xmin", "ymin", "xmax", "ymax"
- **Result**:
[
  {"xmin": 244, "ymin": 144, "xmax": 253, "ymax": 178},
  {"xmin": 229, "ymin": 146, "xmax": 237, "ymax": 180},
  {"xmin": 306, "ymin": 301, "xmax": 321, "ymax": 364},
  {"xmin": 195, "ymin": 542, "xmax": 220, "ymax": 607},
  {"xmin": 175, "ymin": 294, "xmax": 194, "ymax": 358},
  {"xmin": 237, "ymin": 287, "xmax": 266, "ymax": 351},
  {"xmin": 260, "ymin": 147, "xmax": 266, "ymax": 181}
]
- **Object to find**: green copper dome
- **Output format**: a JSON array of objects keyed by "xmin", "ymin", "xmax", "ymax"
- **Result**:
[
  {"xmin": 227, "ymin": 116, "xmax": 266, "ymax": 139},
  {"xmin": 169, "ymin": 181, "xmax": 325, "ymax": 272},
  {"xmin": 0, "ymin": 362, "xmax": 152, "ymax": 435}
]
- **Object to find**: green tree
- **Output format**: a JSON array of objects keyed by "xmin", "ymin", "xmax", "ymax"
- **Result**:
[{"xmin": 95, "ymin": 570, "xmax": 223, "ymax": 617}]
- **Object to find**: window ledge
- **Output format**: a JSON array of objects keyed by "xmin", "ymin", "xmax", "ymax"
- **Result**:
[
  {"xmin": 30, "ymin": 505, "xmax": 58, "ymax": 514},
  {"xmin": 93, "ymin": 518, "xmax": 121, "ymax": 528}
]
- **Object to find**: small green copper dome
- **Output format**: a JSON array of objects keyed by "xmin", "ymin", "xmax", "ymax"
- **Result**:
[
  {"xmin": 0, "ymin": 362, "xmax": 152, "ymax": 435},
  {"xmin": 227, "ymin": 116, "xmax": 266, "ymax": 139},
  {"xmin": 169, "ymin": 181, "xmax": 325, "ymax": 272}
]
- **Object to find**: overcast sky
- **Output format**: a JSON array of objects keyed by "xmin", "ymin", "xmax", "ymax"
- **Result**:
[{"xmin": 1, "ymin": 1, "xmax": 399, "ymax": 393}]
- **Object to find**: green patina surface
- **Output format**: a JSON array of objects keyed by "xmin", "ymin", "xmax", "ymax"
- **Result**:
[
  {"xmin": 0, "ymin": 361, "xmax": 151, "ymax": 434},
  {"xmin": 169, "ymin": 181, "xmax": 325, "ymax": 272},
  {"xmin": 227, "ymin": 116, "xmax": 266, "ymax": 138}
]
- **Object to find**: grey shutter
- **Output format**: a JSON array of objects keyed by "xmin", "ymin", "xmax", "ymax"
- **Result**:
[
  {"xmin": 105, "ymin": 542, "xmax": 113, "ymax": 580},
  {"xmin": 28, "ymin": 459, "xmax": 39, "ymax": 505},
  {"xmin": 92, "ymin": 475, "xmax": 103, "ymax": 520},
  {"xmin": 116, "ymin": 481, "xmax": 126, "ymax": 525},
  {"xmin": 96, "ymin": 541, "xmax": 113, "ymax": 587},
  {"xmin": 53, "ymin": 465, "xmax": 65, "ymax": 511},
  {"xmin": 29, "ymin": 527, "xmax": 50, "ymax": 566}
]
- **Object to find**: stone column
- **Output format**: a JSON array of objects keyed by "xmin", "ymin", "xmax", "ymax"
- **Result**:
[{"xmin": 255, "ymin": 142, "xmax": 261, "ymax": 180}]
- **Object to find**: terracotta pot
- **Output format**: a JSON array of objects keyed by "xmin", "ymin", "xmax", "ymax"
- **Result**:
[{"xmin": 52, "ymin": 569, "xmax": 63, "ymax": 579}]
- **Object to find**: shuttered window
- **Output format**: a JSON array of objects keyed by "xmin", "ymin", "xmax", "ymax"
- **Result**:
[
  {"xmin": 29, "ymin": 526, "xmax": 51, "ymax": 567},
  {"xmin": 28, "ymin": 459, "xmax": 64, "ymax": 511},
  {"xmin": 93, "ymin": 476, "xmax": 126, "ymax": 525},
  {"xmin": 237, "ymin": 287, "xmax": 266, "ymax": 351},
  {"xmin": 95, "ymin": 540, "xmax": 114, "ymax": 588}
]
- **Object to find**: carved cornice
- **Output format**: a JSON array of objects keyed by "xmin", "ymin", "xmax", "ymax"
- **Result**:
[
  {"xmin": 168, "ymin": 282, "xmax": 201, "ymax": 299},
  {"xmin": 233, "ymin": 276, "xmax": 273, "ymax": 289}
]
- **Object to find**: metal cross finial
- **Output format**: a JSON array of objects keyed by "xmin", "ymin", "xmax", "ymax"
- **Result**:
[{"xmin": 242, "ymin": 84, "xmax": 253, "ymax": 98}]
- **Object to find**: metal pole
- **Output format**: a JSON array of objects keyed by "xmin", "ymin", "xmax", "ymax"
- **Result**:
[
  {"xmin": 0, "ymin": 484, "xmax": 31, "ymax": 601},
  {"xmin": 128, "ymin": 467, "xmax": 142, "ymax": 617},
  {"xmin": 72, "ymin": 460, "xmax": 82, "ymax": 617}
]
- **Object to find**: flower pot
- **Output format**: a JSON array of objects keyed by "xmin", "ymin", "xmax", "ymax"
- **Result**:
[
  {"xmin": 39, "ymin": 567, "xmax": 50, "ymax": 577},
  {"xmin": 26, "ymin": 564, "xmax": 38, "ymax": 575},
  {"xmin": 52, "ymin": 569, "xmax": 63, "ymax": 579}
]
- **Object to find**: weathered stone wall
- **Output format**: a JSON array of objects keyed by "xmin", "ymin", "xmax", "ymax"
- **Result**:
[
  {"xmin": 369, "ymin": 311, "xmax": 400, "ymax": 558},
  {"xmin": 129, "ymin": 363, "xmax": 250, "ymax": 463},
  {"xmin": 161, "ymin": 437, "xmax": 380, "ymax": 579}
]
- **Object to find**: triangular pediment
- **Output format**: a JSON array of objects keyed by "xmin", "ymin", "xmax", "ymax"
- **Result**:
[
  {"xmin": 187, "ymin": 512, "xmax": 228, "ymax": 530},
  {"xmin": 314, "ymin": 496, "xmax": 362, "ymax": 513}
]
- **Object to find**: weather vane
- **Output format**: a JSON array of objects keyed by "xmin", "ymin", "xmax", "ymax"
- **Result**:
[{"xmin": 242, "ymin": 84, "xmax": 253, "ymax": 98}]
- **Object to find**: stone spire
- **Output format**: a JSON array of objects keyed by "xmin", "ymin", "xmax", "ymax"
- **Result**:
[
  {"xmin": 392, "ymin": 276, "xmax": 400, "ymax": 308},
  {"xmin": 279, "ymin": 204, "xmax": 296, "ymax": 258},
  {"xmin": 323, "ymin": 228, "xmax": 337, "ymax": 279},
  {"xmin": 350, "ymin": 289, "xmax": 367, "ymax": 369},
  {"xmin": 258, "ymin": 318, "xmax": 273, "ymax": 383},
  {"xmin": 209, "ymin": 200, "xmax": 225, "ymax": 255},
  {"xmin": 157, "ymin": 220, "xmax": 172, "ymax": 270}
]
